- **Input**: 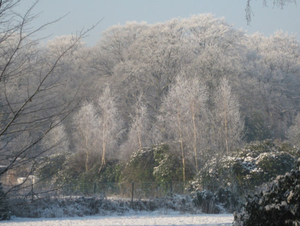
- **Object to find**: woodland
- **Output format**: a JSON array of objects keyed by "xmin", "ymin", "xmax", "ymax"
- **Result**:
[
  {"xmin": 33, "ymin": 15, "xmax": 300, "ymax": 188},
  {"xmin": 0, "ymin": 0, "xmax": 300, "ymax": 222}
]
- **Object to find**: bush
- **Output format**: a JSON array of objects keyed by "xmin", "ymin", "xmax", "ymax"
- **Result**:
[
  {"xmin": 122, "ymin": 144, "xmax": 194, "ymax": 183},
  {"xmin": 194, "ymin": 140, "xmax": 297, "ymax": 195},
  {"xmin": 0, "ymin": 183, "xmax": 10, "ymax": 220},
  {"xmin": 36, "ymin": 153, "xmax": 67, "ymax": 186},
  {"xmin": 193, "ymin": 190, "xmax": 219, "ymax": 213},
  {"xmin": 9, "ymin": 196, "xmax": 128, "ymax": 218},
  {"xmin": 43, "ymin": 154, "xmax": 123, "ymax": 196},
  {"xmin": 234, "ymin": 161, "xmax": 300, "ymax": 226},
  {"xmin": 9, "ymin": 194, "xmax": 198, "ymax": 218},
  {"xmin": 122, "ymin": 147, "xmax": 156, "ymax": 182},
  {"xmin": 153, "ymin": 144, "xmax": 194, "ymax": 183},
  {"xmin": 193, "ymin": 187, "xmax": 240, "ymax": 213}
]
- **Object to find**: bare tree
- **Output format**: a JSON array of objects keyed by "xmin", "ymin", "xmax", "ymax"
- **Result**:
[
  {"xmin": 246, "ymin": 0, "xmax": 297, "ymax": 24},
  {"xmin": 0, "ymin": 0, "xmax": 97, "ymax": 195}
]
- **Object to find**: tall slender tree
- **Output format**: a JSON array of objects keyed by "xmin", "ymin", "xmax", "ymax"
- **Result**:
[
  {"xmin": 160, "ymin": 74, "xmax": 208, "ymax": 180},
  {"xmin": 97, "ymin": 86, "xmax": 123, "ymax": 172},
  {"xmin": 73, "ymin": 102, "xmax": 98, "ymax": 173},
  {"xmin": 214, "ymin": 78, "xmax": 244, "ymax": 155}
]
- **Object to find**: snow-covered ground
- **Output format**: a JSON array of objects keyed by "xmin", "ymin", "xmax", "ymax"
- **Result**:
[{"xmin": 2, "ymin": 213, "xmax": 233, "ymax": 226}]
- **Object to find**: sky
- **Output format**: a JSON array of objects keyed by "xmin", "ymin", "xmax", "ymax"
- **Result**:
[{"xmin": 16, "ymin": 0, "xmax": 300, "ymax": 46}]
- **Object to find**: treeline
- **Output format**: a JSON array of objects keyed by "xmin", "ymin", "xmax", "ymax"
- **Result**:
[{"xmin": 1, "ymin": 13, "xmax": 300, "ymax": 192}]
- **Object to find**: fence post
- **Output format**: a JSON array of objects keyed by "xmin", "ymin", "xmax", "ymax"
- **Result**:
[
  {"xmin": 93, "ymin": 183, "xmax": 96, "ymax": 195},
  {"xmin": 131, "ymin": 182, "xmax": 134, "ymax": 206},
  {"xmin": 170, "ymin": 181, "xmax": 173, "ymax": 198},
  {"xmin": 31, "ymin": 183, "xmax": 34, "ymax": 201}
]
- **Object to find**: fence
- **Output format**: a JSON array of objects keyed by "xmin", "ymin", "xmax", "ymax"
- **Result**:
[
  {"xmin": 2, "ymin": 181, "xmax": 190, "ymax": 201},
  {"xmin": 2, "ymin": 179, "xmax": 254, "ymax": 202}
]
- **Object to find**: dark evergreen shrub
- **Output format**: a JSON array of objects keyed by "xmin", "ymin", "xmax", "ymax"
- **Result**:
[
  {"xmin": 0, "ymin": 183, "xmax": 10, "ymax": 220},
  {"xmin": 194, "ymin": 140, "xmax": 297, "ymax": 196},
  {"xmin": 122, "ymin": 144, "xmax": 194, "ymax": 183},
  {"xmin": 234, "ymin": 164, "xmax": 300, "ymax": 226},
  {"xmin": 122, "ymin": 147, "xmax": 156, "ymax": 182},
  {"xmin": 216, "ymin": 187, "xmax": 240, "ymax": 212},
  {"xmin": 36, "ymin": 153, "xmax": 66, "ymax": 185},
  {"xmin": 52, "ymin": 154, "xmax": 122, "ymax": 195},
  {"xmin": 193, "ymin": 187, "xmax": 240, "ymax": 213},
  {"xmin": 153, "ymin": 144, "xmax": 194, "ymax": 183},
  {"xmin": 244, "ymin": 111, "xmax": 272, "ymax": 142},
  {"xmin": 194, "ymin": 190, "xmax": 219, "ymax": 213}
]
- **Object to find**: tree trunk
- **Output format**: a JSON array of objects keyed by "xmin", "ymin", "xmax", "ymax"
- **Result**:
[
  {"xmin": 177, "ymin": 112, "xmax": 186, "ymax": 182},
  {"xmin": 191, "ymin": 103, "xmax": 198, "ymax": 171}
]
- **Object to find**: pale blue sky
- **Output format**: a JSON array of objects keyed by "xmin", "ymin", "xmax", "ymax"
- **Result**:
[{"xmin": 17, "ymin": 0, "xmax": 300, "ymax": 46}]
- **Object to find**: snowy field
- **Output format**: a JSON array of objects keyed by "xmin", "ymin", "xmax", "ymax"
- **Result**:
[{"xmin": 3, "ymin": 213, "xmax": 233, "ymax": 226}]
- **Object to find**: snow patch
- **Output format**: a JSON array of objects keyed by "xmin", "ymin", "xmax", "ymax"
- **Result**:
[{"xmin": 3, "ymin": 213, "xmax": 234, "ymax": 226}]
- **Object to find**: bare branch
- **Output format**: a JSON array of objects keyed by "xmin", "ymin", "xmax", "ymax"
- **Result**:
[{"xmin": 246, "ymin": 0, "xmax": 297, "ymax": 24}]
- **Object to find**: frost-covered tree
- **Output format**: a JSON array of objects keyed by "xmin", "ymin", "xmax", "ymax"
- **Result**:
[
  {"xmin": 213, "ymin": 78, "xmax": 244, "ymax": 155},
  {"xmin": 239, "ymin": 31, "xmax": 300, "ymax": 140},
  {"xmin": 114, "ymin": 18, "xmax": 192, "ymax": 117},
  {"xmin": 287, "ymin": 113, "xmax": 300, "ymax": 147},
  {"xmin": 73, "ymin": 102, "xmax": 99, "ymax": 173},
  {"xmin": 46, "ymin": 35, "xmax": 84, "ymax": 57},
  {"xmin": 131, "ymin": 96, "xmax": 148, "ymax": 150},
  {"xmin": 97, "ymin": 86, "xmax": 123, "ymax": 172},
  {"xmin": 182, "ymin": 14, "xmax": 245, "ymax": 87},
  {"xmin": 87, "ymin": 15, "xmax": 246, "ymax": 145},
  {"xmin": 120, "ymin": 94, "xmax": 150, "ymax": 158},
  {"xmin": 160, "ymin": 74, "xmax": 208, "ymax": 180},
  {"xmin": 71, "ymin": 86, "xmax": 123, "ymax": 174},
  {"xmin": 41, "ymin": 122, "xmax": 69, "ymax": 155},
  {"xmin": 88, "ymin": 21, "xmax": 148, "ymax": 77},
  {"xmin": 44, "ymin": 35, "xmax": 90, "ymax": 102}
]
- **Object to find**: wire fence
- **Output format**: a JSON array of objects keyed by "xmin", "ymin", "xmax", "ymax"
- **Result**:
[
  {"xmin": 2, "ymin": 181, "xmax": 191, "ymax": 201},
  {"xmin": 2, "ymin": 177, "xmax": 255, "ymax": 203}
]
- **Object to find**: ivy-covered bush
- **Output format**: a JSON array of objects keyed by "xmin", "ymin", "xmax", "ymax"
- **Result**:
[
  {"xmin": 122, "ymin": 144, "xmax": 194, "ymax": 183},
  {"xmin": 36, "ymin": 150, "xmax": 122, "ymax": 195},
  {"xmin": 153, "ymin": 145, "xmax": 193, "ymax": 183},
  {"xmin": 122, "ymin": 147, "xmax": 156, "ymax": 182},
  {"xmin": 193, "ymin": 140, "xmax": 297, "ymax": 195},
  {"xmin": 234, "ymin": 160, "xmax": 300, "ymax": 226},
  {"xmin": 64, "ymin": 159, "xmax": 122, "ymax": 195}
]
